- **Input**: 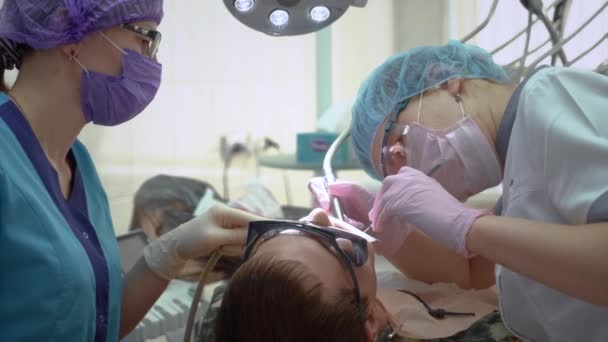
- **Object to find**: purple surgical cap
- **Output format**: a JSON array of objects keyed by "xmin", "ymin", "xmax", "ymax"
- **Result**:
[{"xmin": 0, "ymin": 0, "xmax": 164, "ymax": 50}]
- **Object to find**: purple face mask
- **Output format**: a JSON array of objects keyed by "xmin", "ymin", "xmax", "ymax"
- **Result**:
[{"xmin": 75, "ymin": 34, "xmax": 162, "ymax": 126}]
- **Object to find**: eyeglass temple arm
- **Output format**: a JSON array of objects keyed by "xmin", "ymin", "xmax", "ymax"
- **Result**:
[{"xmin": 323, "ymin": 121, "xmax": 352, "ymax": 221}]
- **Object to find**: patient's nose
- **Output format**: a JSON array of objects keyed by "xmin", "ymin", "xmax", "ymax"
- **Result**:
[{"xmin": 301, "ymin": 208, "xmax": 332, "ymax": 226}]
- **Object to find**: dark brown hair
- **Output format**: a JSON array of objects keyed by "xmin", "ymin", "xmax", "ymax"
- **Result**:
[
  {"xmin": 0, "ymin": 43, "xmax": 31, "ymax": 93},
  {"xmin": 215, "ymin": 253, "xmax": 368, "ymax": 342},
  {"xmin": 0, "ymin": 68, "xmax": 7, "ymax": 93}
]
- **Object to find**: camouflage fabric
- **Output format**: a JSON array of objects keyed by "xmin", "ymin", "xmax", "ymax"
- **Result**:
[
  {"xmin": 377, "ymin": 311, "xmax": 521, "ymax": 342},
  {"xmin": 194, "ymin": 284, "xmax": 520, "ymax": 342}
]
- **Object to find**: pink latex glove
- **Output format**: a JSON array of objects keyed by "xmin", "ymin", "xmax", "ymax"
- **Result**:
[
  {"xmin": 307, "ymin": 177, "xmax": 375, "ymax": 229},
  {"xmin": 368, "ymin": 210, "xmax": 416, "ymax": 257},
  {"xmin": 370, "ymin": 167, "xmax": 492, "ymax": 257}
]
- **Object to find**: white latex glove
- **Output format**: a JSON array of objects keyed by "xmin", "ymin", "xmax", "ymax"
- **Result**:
[{"xmin": 144, "ymin": 202, "xmax": 263, "ymax": 280}]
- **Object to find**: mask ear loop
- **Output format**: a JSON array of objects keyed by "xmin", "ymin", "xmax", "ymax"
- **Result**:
[
  {"xmin": 99, "ymin": 32, "xmax": 127, "ymax": 56},
  {"xmin": 455, "ymin": 94, "xmax": 466, "ymax": 118},
  {"xmin": 416, "ymin": 91, "xmax": 424, "ymax": 123},
  {"xmin": 70, "ymin": 51, "xmax": 90, "ymax": 75}
]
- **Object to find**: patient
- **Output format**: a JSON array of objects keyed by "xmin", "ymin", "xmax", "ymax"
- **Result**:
[
  {"xmin": 211, "ymin": 210, "xmax": 511, "ymax": 342},
  {"xmin": 215, "ymin": 209, "xmax": 385, "ymax": 342}
]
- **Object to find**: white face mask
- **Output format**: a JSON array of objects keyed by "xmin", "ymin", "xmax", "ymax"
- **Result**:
[{"xmin": 405, "ymin": 92, "xmax": 502, "ymax": 200}]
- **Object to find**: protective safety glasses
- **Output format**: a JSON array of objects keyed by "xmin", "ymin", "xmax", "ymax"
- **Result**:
[
  {"xmin": 380, "ymin": 90, "xmax": 463, "ymax": 178},
  {"xmin": 122, "ymin": 24, "xmax": 162, "ymax": 59},
  {"xmin": 380, "ymin": 95, "xmax": 411, "ymax": 179},
  {"xmin": 243, "ymin": 220, "xmax": 369, "ymax": 322}
]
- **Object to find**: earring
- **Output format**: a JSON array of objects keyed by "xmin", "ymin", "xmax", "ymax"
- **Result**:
[{"xmin": 455, "ymin": 94, "xmax": 462, "ymax": 103}]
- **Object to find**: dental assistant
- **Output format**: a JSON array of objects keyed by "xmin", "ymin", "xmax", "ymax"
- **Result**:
[
  {"xmin": 0, "ymin": 1, "xmax": 259, "ymax": 341},
  {"xmin": 346, "ymin": 41, "xmax": 608, "ymax": 341}
]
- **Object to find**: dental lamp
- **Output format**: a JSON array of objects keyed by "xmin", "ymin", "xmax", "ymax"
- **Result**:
[{"xmin": 223, "ymin": 0, "xmax": 368, "ymax": 36}]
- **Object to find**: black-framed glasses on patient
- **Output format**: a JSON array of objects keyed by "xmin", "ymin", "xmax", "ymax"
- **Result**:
[
  {"xmin": 122, "ymin": 24, "xmax": 162, "ymax": 58},
  {"xmin": 243, "ymin": 220, "xmax": 369, "ymax": 323}
]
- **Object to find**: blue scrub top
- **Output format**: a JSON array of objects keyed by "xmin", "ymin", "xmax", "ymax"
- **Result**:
[{"xmin": 0, "ymin": 93, "xmax": 122, "ymax": 342}]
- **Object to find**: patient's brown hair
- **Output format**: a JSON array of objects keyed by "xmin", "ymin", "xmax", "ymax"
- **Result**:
[{"xmin": 215, "ymin": 254, "xmax": 368, "ymax": 342}]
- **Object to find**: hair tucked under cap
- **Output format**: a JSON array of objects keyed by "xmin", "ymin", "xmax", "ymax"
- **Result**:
[
  {"xmin": 0, "ymin": 37, "xmax": 22, "ymax": 70},
  {"xmin": 351, "ymin": 40, "xmax": 510, "ymax": 180},
  {"xmin": 0, "ymin": 0, "xmax": 163, "ymax": 54}
]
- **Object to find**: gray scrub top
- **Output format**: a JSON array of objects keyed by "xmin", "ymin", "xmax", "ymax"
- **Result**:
[{"xmin": 495, "ymin": 67, "xmax": 608, "ymax": 342}]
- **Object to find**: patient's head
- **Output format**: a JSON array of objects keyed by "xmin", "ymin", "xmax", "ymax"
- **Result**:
[{"xmin": 215, "ymin": 211, "xmax": 387, "ymax": 342}]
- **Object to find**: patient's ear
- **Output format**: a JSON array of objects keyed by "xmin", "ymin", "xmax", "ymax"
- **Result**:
[{"xmin": 365, "ymin": 299, "xmax": 388, "ymax": 342}]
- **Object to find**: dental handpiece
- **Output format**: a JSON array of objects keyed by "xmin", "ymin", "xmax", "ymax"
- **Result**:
[{"xmin": 323, "ymin": 124, "xmax": 351, "ymax": 222}]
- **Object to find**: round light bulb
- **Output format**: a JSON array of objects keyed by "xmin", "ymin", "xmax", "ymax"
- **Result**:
[
  {"xmin": 310, "ymin": 6, "xmax": 330, "ymax": 23},
  {"xmin": 234, "ymin": 0, "xmax": 254, "ymax": 12},
  {"xmin": 269, "ymin": 9, "xmax": 289, "ymax": 27}
]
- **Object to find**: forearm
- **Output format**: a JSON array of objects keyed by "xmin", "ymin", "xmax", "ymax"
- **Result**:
[
  {"xmin": 387, "ymin": 230, "xmax": 494, "ymax": 289},
  {"xmin": 467, "ymin": 216, "xmax": 608, "ymax": 306},
  {"xmin": 119, "ymin": 256, "xmax": 170, "ymax": 338}
]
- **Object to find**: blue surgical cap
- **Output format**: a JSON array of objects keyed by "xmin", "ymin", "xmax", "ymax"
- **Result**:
[{"xmin": 351, "ymin": 40, "xmax": 509, "ymax": 180}]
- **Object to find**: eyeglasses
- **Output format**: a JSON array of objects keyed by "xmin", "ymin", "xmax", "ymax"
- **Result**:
[
  {"xmin": 243, "ymin": 220, "xmax": 369, "ymax": 323},
  {"xmin": 122, "ymin": 24, "xmax": 162, "ymax": 59}
]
